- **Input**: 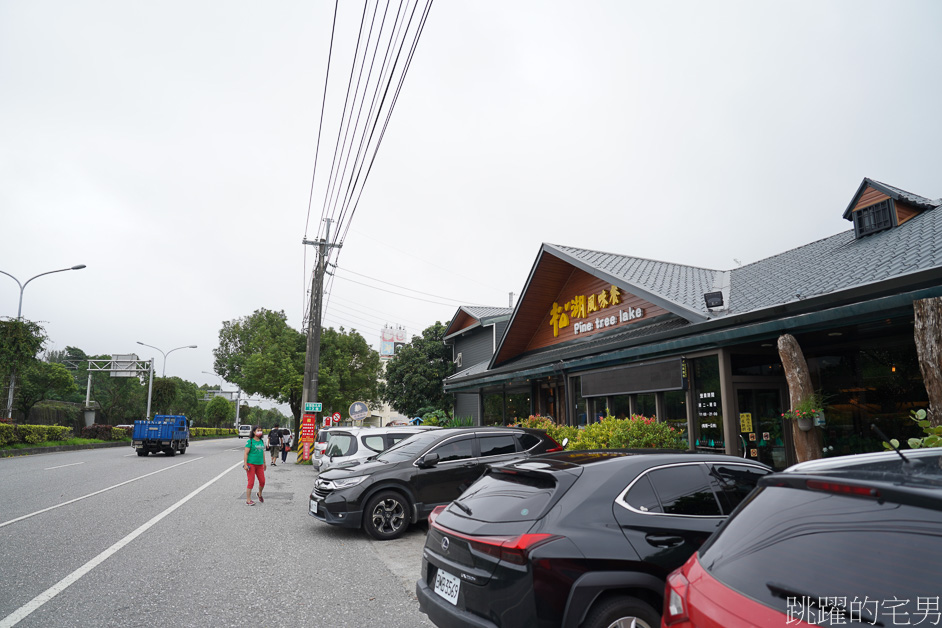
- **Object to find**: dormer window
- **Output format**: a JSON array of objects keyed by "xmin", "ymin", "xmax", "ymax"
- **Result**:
[{"xmin": 853, "ymin": 199, "xmax": 895, "ymax": 238}]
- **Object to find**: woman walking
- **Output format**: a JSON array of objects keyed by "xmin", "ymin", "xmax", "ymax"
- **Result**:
[{"xmin": 243, "ymin": 425, "xmax": 267, "ymax": 505}]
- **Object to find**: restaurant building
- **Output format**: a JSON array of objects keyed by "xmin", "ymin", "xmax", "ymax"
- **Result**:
[{"xmin": 443, "ymin": 178, "xmax": 942, "ymax": 469}]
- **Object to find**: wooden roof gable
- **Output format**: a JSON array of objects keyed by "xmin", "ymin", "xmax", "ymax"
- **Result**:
[{"xmin": 491, "ymin": 244, "xmax": 694, "ymax": 367}]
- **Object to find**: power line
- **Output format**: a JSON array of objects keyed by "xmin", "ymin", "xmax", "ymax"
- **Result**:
[{"xmin": 334, "ymin": 265, "xmax": 479, "ymax": 305}]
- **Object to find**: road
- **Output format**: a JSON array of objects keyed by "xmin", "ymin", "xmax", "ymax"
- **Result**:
[{"xmin": 0, "ymin": 439, "xmax": 433, "ymax": 627}]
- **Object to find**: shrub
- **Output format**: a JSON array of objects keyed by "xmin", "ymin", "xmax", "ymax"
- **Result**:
[
  {"xmin": 0, "ymin": 422, "xmax": 16, "ymax": 446},
  {"xmin": 567, "ymin": 411, "xmax": 685, "ymax": 450},
  {"xmin": 81, "ymin": 424, "xmax": 123, "ymax": 441},
  {"xmin": 511, "ymin": 415, "xmax": 579, "ymax": 450},
  {"xmin": 884, "ymin": 409, "xmax": 942, "ymax": 450},
  {"xmin": 15, "ymin": 425, "xmax": 47, "ymax": 445}
]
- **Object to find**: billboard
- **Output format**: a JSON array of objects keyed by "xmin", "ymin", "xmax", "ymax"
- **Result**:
[{"xmin": 110, "ymin": 354, "xmax": 140, "ymax": 378}]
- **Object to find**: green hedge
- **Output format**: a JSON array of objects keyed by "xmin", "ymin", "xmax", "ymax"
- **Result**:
[
  {"xmin": 0, "ymin": 424, "xmax": 75, "ymax": 446},
  {"xmin": 512, "ymin": 413, "xmax": 686, "ymax": 450},
  {"xmin": 191, "ymin": 427, "xmax": 236, "ymax": 437}
]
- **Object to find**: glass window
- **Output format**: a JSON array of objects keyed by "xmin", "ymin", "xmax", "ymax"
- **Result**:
[
  {"xmin": 456, "ymin": 471, "xmax": 557, "ymax": 522},
  {"xmin": 388, "ymin": 434, "xmax": 411, "ymax": 446},
  {"xmin": 506, "ymin": 392, "xmax": 531, "ymax": 422},
  {"xmin": 610, "ymin": 395, "xmax": 631, "ymax": 419},
  {"xmin": 518, "ymin": 433, "xmax": 539, "ymax": 451},
  {"xmin": 573, "ymin": 376, "xmax": 587, "ymax": 426},
  {"xmin": 647, "ymin": 464, "xmax": 722, "ymax": 516},
  {"xmin": 362, "ymin": 434, "xmax": 386, "ymax": 453},
  {"xmin": 635, "ymin": 393, "xmax": 656, "ymax": 418},
  {"xmin": 707, "ymin": 463, "xmax": 770, "ymax": 513},
  {"xmin": 692, "ymin": 355, "xmax": 725, "ymax": 452},
  {"xmin": 479, "ymin": 434, "xmax": 517, "ymax": 457},
  {"xmin": 700, "ymin": 486, "xmax": 942, "ymax": 616},
  {"xmin": 664, "ymin": 390, "xmax": 688, "ymax": 442},
  {"xmin": 623, "ymin": 474, "xmax": 662, "ymax": 513},
  {"xmin": 430, "ymin": 437, "xmax": 475, "ymax": 462},
  {"xmin": 325, "ymin": 433, "xmax": 357, "ymax": 457},
  {"xmin": 483, "ymin": 394, "xmax": 504, "ymax": 426}
]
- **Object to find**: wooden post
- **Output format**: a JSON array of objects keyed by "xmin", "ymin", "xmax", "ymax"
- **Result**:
[
  {"xmin": 914, "ymin": 297, "xmax": 942, "ymax": 427},
  {"xmin": 777, "ymin": 333, "xmax": 823, "ymax": 463}
]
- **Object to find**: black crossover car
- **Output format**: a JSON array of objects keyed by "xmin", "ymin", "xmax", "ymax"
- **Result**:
[
  {"xmin": 416, "ymin": 450, "xmax": 771, "ymax": 628},
  {"xmin": 309, "ymin": 427, "xmax": 563, "ymax": 540}
]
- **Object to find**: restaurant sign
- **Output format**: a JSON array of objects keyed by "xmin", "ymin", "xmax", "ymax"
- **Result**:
[{"xmin": 549, "ymin": 285, "xmax": 645, "ymax": 338}]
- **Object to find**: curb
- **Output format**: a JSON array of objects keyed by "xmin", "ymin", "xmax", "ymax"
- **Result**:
[{"xmin": 0, "ymin": 435, "xmax": 237, "ymax": 458}]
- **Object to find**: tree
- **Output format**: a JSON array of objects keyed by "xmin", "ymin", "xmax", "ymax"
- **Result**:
[
  {"xmin": 318, "ymin": 326, "xmax": 383, "ymax": 416},
  {"xmin": 14, "ymin": 360, "xmax": 78, "ymax": 420},
  {"xmin": 205, "ymin": 395, "xmax": 234, "ymax": 428},
  {"xmin": 214, "ymin": 309, "xmax": 306, "ymax": 424},
  {"xmin": 914, "ymin": 296, "xmax": 942, "ymax": 427},
  {"xmin": 0, "ymin": 318, "xmax": 46, "ymax": 421},
  {"xmin": 151, "ymin": 378, "xmax": 178, "ymax": 415},
  {"xmin": 381, "ymin": 322, "xmax": 455, "ymax": 419},
  {"xmin": 777, "ymin": 333, "xmax": 823, "ymax": 463}
]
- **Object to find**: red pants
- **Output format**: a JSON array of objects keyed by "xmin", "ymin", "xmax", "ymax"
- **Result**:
[{"xmin": 246, "ymin": 464, "xmax": 266, "ymax": 491}]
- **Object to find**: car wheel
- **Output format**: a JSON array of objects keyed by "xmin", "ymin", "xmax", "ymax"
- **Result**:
[
  {"xmin": 583, "ymin": 595, "xmax": 659, "ymax": 628},
  {"xmin": 363, "ymin": 490, "xmax": 409, "ymax": 540}
]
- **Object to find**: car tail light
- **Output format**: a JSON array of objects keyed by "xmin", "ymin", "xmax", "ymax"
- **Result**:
[
  {"xmin": 428, "ymin": 504, "xmax": 447, "ymax": 528},
  {"xmin": 663, "ymin": 569, "xmax": 690, "ymax": 625},
  {"xmin": 544, "ymin": 435, "xmax": 564, "ymax": 453},
  {"xmin": 806, "ymin": 479, "xmax": 880, "ymax": 498},
  {"xmin": 431, "ymin": 518, "xmax": 560, "ymax": 565}
]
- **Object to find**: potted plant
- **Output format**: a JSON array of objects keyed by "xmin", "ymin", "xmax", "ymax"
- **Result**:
[{"xmin": 782, "ymin": 393, "xmax": 824, "ymax": 432}]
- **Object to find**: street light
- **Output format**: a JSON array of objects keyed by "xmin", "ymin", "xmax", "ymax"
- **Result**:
[
  {"xmin": 1, "ymin": 264, "xmax": 86, "ymax": 420},
  {"xmin": 202, "ymin": 370, "xmax": 225, "ymax": 388},
  {"xmin": 136, "ymin": 341, "xmax": 197, "ymax": 377}
]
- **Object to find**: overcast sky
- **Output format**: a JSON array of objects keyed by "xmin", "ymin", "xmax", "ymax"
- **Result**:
[{"xmin": 2, "ymin": 1, "xmax": 941, "ymax": 403}]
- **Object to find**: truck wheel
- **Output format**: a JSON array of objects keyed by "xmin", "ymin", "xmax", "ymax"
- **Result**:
[
  {"xmin": 165, "ymin": 448, "xmax": 176, "ymax": 456},
  {"xmin": 137, "ymin": 450, "xmax": 147, "ymax": 456},
  {"xmin": 363, "ymin": 490, "xmax": 410, "ymax": 540},
  {"xmin": 178, "ymin": 446, "xmax": 186, "ymax": 455}
]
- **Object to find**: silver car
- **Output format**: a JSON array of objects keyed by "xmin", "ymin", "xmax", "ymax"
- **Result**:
[{"xmin": 317, "ymin": 425, "xmax": 439, "ymax": 472}]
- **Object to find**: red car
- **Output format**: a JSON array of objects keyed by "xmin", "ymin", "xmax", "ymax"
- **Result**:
[{"xmin": 662, "ymin": 449, "xmax": 942, "ymax": 627}]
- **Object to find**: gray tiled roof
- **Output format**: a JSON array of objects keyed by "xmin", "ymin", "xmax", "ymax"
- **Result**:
[
  {"xmin": 729, "ymin": 202, "xmax": 942, "ymax": 314},
  {"xmin": 867, "ymin": 179, "xmax": 939, "ymax": 210},
  {"xmin": 461, "ymin": 306, "xmax": 512, "ymax": 322},
  {"xmin": 547, "ymin": 245, "xmax": 720, "ymax": 319},
  {"xmin": 445, "ymin": 358, "xmax": 491, "ymax": 381}
]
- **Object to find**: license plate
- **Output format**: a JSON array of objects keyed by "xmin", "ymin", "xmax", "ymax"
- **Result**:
[
  {"xmin": 310, "ymin": 499, "xmax": 319, "ymax": 515},
  {"xmin": 433, "ymin": 568, "xmax": 460, "ymax": 606}
]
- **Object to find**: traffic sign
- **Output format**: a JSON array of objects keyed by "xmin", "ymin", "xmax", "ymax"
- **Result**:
[
  {"xmin": 332, "ymin": 412, "xmax": 341, "ymax": 423},
  {"xmin": 304, "ymin": 402, "xmax": 322, "ymax": 413},
  {"xmin": 349, "ymin": 401, "xmax": 368, "ymax": 421}
]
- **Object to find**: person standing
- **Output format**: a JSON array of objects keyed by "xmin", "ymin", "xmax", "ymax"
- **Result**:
[
  {"xmin": 280, "ymin": 427, "xmax": 291, "ymax": 463},
  {"xmin": 268, "ymin": 424, "xmax": 282, "ymax": 466},
  {"xmin": 243, "ymin": 425, "xmax": 266, "ymax": 506}
]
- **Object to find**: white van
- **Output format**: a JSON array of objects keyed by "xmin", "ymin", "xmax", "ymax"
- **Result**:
[
  {"xmin": 318, "ymin": 426, "xmax": 439, "ymax": 472},
  {"xmin": 237, "ymin": 425, "xmax": 253, "ymax": 439}
]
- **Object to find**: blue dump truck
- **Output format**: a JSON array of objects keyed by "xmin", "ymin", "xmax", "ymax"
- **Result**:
[{"xmin": 132, "ymin": 415, "xmax": 190, "ymax": 456}]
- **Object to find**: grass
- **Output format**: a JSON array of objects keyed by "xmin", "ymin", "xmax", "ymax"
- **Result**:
[{"xmin": 0, "ymin": 437, "xmax": 130, "ymax": 450}]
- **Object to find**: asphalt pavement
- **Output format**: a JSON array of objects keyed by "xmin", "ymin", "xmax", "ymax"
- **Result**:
[{"xmin": 0, "ymin": 438, "xmax": 433, "ymax": 627}]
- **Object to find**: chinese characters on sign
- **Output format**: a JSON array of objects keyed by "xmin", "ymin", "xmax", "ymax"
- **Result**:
[
  {"xmin": 786, "ymin": 595, "xmax": 941, "ymax": 626},
  {"xmin": 550, "ymin": 285, "xmax": 644, "ymax": 337}
]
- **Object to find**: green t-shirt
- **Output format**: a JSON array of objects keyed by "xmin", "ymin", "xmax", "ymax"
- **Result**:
[{"xmin": 245, "ymin": 438, "xmax": 266, "ymax": 465}]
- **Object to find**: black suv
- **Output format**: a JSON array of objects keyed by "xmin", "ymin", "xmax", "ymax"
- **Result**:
[
  {"xmin": 308, "ymin": 427, "xmax": 563, "ymax": 540},
  {"xmin": 416, "ymin": 450, "xmax": 771, "ymax": 628},
  {"xmin": 663, "ymin": 448, "xmax": 942, "ymax": 627}
]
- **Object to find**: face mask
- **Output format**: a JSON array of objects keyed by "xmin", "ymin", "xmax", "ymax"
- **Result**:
[{"xmin": 255, "ymin": 432, "xmax": 263, "ymax": 437}]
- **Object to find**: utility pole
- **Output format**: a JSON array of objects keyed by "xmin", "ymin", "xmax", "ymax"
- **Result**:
[{"xmin": 302, "ymin": 219, "xmax": 340, "ymax": 431}]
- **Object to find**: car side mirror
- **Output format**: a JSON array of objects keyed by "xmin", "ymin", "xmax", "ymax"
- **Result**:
[
  {"xmin": 418, "ymin": 453, "xmax": 440, "ymax": 468},
  {"xmin": 561, "ymin": 437, "xmax": 569, "ymax": 449}
]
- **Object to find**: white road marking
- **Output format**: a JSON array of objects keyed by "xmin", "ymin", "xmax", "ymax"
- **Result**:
[
  {"xmin": 43, "ymin": 462, "xmax": 85, "ymax": 471},
  {"xmin": 0, "ymin": 460, "xmax": 242, "ymax": 628},
  {"xmin": 0, "ymin": 457, "xmax": 203, "ymax": 530}
]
